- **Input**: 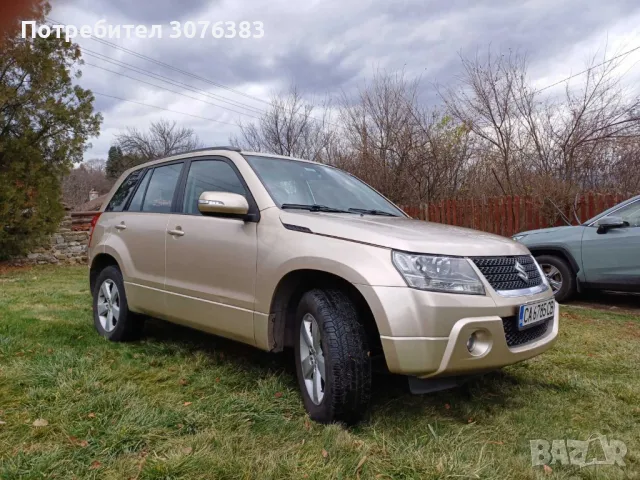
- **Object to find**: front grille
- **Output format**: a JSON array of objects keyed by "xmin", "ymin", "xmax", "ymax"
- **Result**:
[
  {"xmin": 501, "ymin": 316, "xmax": 550, "ymax": 347},
  {"xmin": 471, "ymin": 255, "xmax": 542, "ymax": 291}
]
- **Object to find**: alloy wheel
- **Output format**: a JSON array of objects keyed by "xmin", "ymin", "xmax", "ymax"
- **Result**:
[
  {"xmin": 299, "ymin": 313, "xmax": 325, "ymax": 405},
  {"xmin": 540, "ymin": 263, "xmax": 563, "ymax": 293},
  {"xmin": 97, "ymin": 279, "xmax": 120, "ymax": 332}
]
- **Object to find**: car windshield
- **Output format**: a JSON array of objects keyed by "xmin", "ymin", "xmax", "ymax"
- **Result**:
[{"xmin": 244, "ymin": 155, "xmax": 404, "ymax": 216}]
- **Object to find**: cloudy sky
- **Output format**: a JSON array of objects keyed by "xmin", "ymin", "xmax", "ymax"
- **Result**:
[{"xmin": 49, "ymin": 0, "xmax": 640, "ymax": 162}]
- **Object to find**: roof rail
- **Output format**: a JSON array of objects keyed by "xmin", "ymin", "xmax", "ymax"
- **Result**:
[{"xmin": 187, "ymin": 146, "xmax": 241, "ymax": 153}]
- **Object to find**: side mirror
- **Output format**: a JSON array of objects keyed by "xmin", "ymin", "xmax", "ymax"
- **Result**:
[
  {"xmin": 198, "ymin": 191, "xmax": 249, "ymax": 217},
  {"xmin": 596, "ymin": 216, "xmax": 628, "ymax": 234}
]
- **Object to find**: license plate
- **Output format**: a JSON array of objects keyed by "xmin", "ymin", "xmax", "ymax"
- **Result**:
[{"xmin": 518, "ymin": 299, "xmax": 555, "ymax": 330}]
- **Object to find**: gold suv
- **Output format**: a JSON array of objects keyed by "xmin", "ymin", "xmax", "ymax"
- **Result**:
[{"xmin": 88, "ymin": 147, "xmax": 558, "ymax": 424}]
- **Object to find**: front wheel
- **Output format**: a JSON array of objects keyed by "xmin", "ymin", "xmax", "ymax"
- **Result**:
[
  {"xmin": 536, "ymin": 254, "xmax": 576, "ymax": 302},
  {"xmin": 294, "ymin": 289, "xmax": 372, "ymax": 425}
]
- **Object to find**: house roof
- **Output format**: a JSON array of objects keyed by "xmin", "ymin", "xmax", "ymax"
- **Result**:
[{"xmin": 76, "ymin": 194, "xmax": 108, "ymax": 212}]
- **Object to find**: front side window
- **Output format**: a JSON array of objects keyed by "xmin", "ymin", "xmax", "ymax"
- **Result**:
[
  {"xmin": 244, "ymin": 155, "xmax": 404, "ymax": 216},
  {"xmin": 141, "ymin": 163, "xmax": 183, "ymax": 213},
  {"xmin": 105, "ymin": 169, "xmax": 144, "ymax": 212},
  {"xmin": 182, "ymin": 160, "xmax": 247, "ymax": 214},
  {"xmin": 595, "ymin": 200, "xmax": 640, "ymax": 228}
]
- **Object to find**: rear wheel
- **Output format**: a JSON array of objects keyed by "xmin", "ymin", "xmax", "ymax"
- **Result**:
[
  {"xmin": 536, "ymin": 254, "xmax": 575, "ymax": 302},
  {"xmin": 92, "ymin": 266, "xmax": 144, "ymax": 341},
  {"xmin": 294, "ymin": 289, "xmax": 372, "ymax": 425}
]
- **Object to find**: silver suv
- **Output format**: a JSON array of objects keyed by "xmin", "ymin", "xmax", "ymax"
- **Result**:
[{"xmin": 88, "ymin": 147, "xmax": 558, "ymax": 424}]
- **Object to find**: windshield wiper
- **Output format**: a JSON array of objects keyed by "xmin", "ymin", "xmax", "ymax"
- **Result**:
[
  {"xmin": 348, "ymin": 208, "xmax": 398, "ymax": 217},
  {"xmin": 281, "ymin": 203, "xmax": 352, "ymax": 214}
]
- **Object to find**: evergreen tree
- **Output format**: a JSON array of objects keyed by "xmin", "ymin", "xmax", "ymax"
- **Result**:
[
  {"xmin": 106, "ymin": 145, "xmax": 124, "ymax": 179},
  {"xmin": 0, "ymin": 1, "xmax": 102, "ymax": 259}
]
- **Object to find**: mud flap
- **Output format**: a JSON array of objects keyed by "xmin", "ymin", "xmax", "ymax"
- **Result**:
[{"xmin": 408, "ymin": 373, "xmax": 484, "ymax": 394}]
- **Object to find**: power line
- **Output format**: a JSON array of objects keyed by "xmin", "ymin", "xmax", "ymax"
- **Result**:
[
  {"xmin": 81, "ymin": 47, "xmax": 265, "ymax": 115},
  {"xmin": 46, "ymin": 16, "xmax": 344, "ymax": 130},
  {"xmin": 88, "ymin": 36, "xmax": 273, "ymax": 105},
  {"xmin": 84, "ymin": 61, "xmax": 262, "ymax": 119},
  {"xmin": 46, "ymin": 16, "xmax": 272, "ymax": 107},
  {"xmin": 48, "ymin": 16, "xmax": 639, "ymax": 133},
  {"xmin": 46, "ymin": 16, "xmax": 346, "ymax": 131},
  {"xmin": 536, "ymin": 45, "xmax": 640, "ymax": 92},
  {"xmin": 92, "ymin": 92, "xmax": 239, "ymax": 126}
]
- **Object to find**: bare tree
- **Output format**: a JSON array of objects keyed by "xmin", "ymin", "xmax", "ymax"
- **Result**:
[
  {"xmin": 442, "ymin": 45, "xmax": 640, "ymax": 209},
  {"xmin": 337, "ymin": 71, "xmax": 424, "ymax": 203},
  {"xmin": 336, "ymin": 71, "xmax": 473, "ymax": 205},
  {"xmin": 230, "ymin": 86, "xmax": 335, "ymax": 162},
  {"xmin": 116, "ymin": 119, "xmax": 201, "ymax": 162},
  {"xmin": 62, "ymin": 158, "xmax": 113, "ymax": 208},
  {"xmin": 439, "ymin": 49, "xmax": 529, "ymax": 196},
  {"xmin": 227, "ymin": 44, "xmax": 639, "ymax": 215}
]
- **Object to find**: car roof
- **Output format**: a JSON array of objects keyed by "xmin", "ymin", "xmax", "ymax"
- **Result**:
[{"xmin": 120, "ymin": 147, "xmax": 321, "ymax": 176}]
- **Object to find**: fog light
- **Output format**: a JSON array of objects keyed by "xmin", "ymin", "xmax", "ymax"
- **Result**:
[
  {"xmin": 465, "ymin": 329, "xmax": 492, "ymax": 357},
  {"xmin": 466, "ymin": 332, "xmax": 477, "ymax": 352}
]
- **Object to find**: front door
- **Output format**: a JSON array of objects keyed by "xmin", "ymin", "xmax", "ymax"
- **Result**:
[
  {"xmin": 164, "ymin": 158, "xmax": 258, "ymax": 345},
  {"xmin": 581, "ymin": 199, "xmax": 640, "ymax": 288}
]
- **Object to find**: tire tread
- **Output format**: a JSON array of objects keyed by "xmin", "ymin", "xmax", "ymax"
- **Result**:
[{"xmin": 297, "ymin": 288, "xmax": 371, "ymax": 424}]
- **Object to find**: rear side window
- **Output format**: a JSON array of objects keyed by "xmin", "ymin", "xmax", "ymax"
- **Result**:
[
  {"xmin": 182, "ymin": 160, "xmax": 247, "ymax": 215},
  {"xmin": 105, "ymin": 170, "xmax": 144, "ymax": 212},
  {"xmin": 127, "ymin": 170, "xmax": 151, "ymax": 212},
  {"xmin": 141, "ymin": 163, "xmax": 183, "ymax": 213}
]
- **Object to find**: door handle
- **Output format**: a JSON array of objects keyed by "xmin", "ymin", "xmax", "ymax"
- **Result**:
[
  {"xmin": 167, "ymin": 228, "xmax": 185, "ymax": 237},
  {"xmin": 114, "ymin": 223, "xmax": 127, "ymax": 231}
]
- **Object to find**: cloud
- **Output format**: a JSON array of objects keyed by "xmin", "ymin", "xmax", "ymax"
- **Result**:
[{"xmin": 49, "ymin": 0, "xmax": 640, "ymax": 161}]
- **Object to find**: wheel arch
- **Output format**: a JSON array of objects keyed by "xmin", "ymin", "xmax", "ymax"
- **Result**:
[
  {"xmin": 267, "ymin": 269, "xmax": 381, "ymax": 354},
  {"xmin": 89, "ymin": 253, "xmax": 121, "ymax": 293},
  {"xmin": 530, "ymin": 246, "xmax": 582, "ymax": 292},
  {"xmin": 529, "ymin": 246, "xmax": 580, "ymax": 274}
]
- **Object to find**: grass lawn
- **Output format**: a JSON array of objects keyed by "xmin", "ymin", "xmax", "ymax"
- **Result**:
[{"xmin": 0, "ymin": 265, "xmax": 639, "ymax": 479}]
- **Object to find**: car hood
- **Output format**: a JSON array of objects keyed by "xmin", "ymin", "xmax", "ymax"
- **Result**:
[
  {"xmin": 280, "ymin": 211, "xmax": 529, "ymax": 256},
  {"xmin": 515, "ymin": 226, "xmax": 577, "ymax": 237}
]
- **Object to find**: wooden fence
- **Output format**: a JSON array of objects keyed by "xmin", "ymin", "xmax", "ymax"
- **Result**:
[{"xmin": 401, "ymin": 192, "xmax": 632, "ymax": 237}]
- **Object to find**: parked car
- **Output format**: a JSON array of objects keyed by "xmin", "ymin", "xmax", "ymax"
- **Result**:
[
  {"xmin": 88, "ymin": 147, "xmax": 558, "ymax": 424},
  {"xmin": 513, "ymin": 195, "xmax": 640, "ymax": 302}
]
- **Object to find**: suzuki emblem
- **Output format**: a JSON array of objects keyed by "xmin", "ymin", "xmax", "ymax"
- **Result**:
[{"xmin": 515, "ymin": 261, "xmax": 529, "ymax": 282}]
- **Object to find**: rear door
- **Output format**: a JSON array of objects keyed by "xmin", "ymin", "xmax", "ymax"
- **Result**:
[
  {"xmin": 164, "ymin": 157, "xmax": 258, "ymax": 345},
  {"xmin": 104, "ymin": 161, "xmax": 184, "ymax": 317},
  {"xmin": 581, "ymin": 199, "xmax": 640, "ymax": 289}
]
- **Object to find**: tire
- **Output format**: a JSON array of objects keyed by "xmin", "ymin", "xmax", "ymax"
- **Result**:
[
  {"xmin": 294, "ymin": 289, "xmax": 372, "ymax": 425},
  {"xmin": 536, "ymin": 254, "xmax": 576, "ymax": 302},
  {"xmin": 92, "ymin": 265, "xmax": 144, "ymax": 341}
]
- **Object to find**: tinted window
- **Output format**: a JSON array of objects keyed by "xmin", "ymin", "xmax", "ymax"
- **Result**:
[
  {"xmin": 141, "ymin": 163, "xmax": 183, "ymax": 213},
  {"xmin": 182, "ymin": 160, "xmax": 246, "ymax": 215},
  {"xmin": 127, "ymin": 170, "xmax": 151, "ymax": 212},
  {"xmin": 105, "ymin": 170, "xmax": 144, "ymax": 212}
]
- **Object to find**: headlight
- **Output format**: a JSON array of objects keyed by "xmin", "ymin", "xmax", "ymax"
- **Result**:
[
  {"xmin": 512, "ymin": 234, "xmax": 526, "ymax": 242},
  {"xmin": 392, "ymin": 251, "xmax": 485, "ymax": 295}
]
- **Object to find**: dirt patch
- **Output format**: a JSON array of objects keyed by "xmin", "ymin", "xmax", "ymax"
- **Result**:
[
  {"xmin": 623, "ymin": 322, "xmax": 640, "ymax": 339},
  {"xmin": 0, "ymin": 263, "xmax": 33, "ymax": 275}
]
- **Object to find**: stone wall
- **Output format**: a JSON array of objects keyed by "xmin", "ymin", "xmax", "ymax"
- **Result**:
[{"xmin": 9, "ymin": 214, "xmax": 89, "ymax": 266}]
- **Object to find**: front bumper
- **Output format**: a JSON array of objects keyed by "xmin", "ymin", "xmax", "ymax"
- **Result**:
[{"xmin": 357, "ymin": 284, "xmax": 558, "ymax": 378}]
